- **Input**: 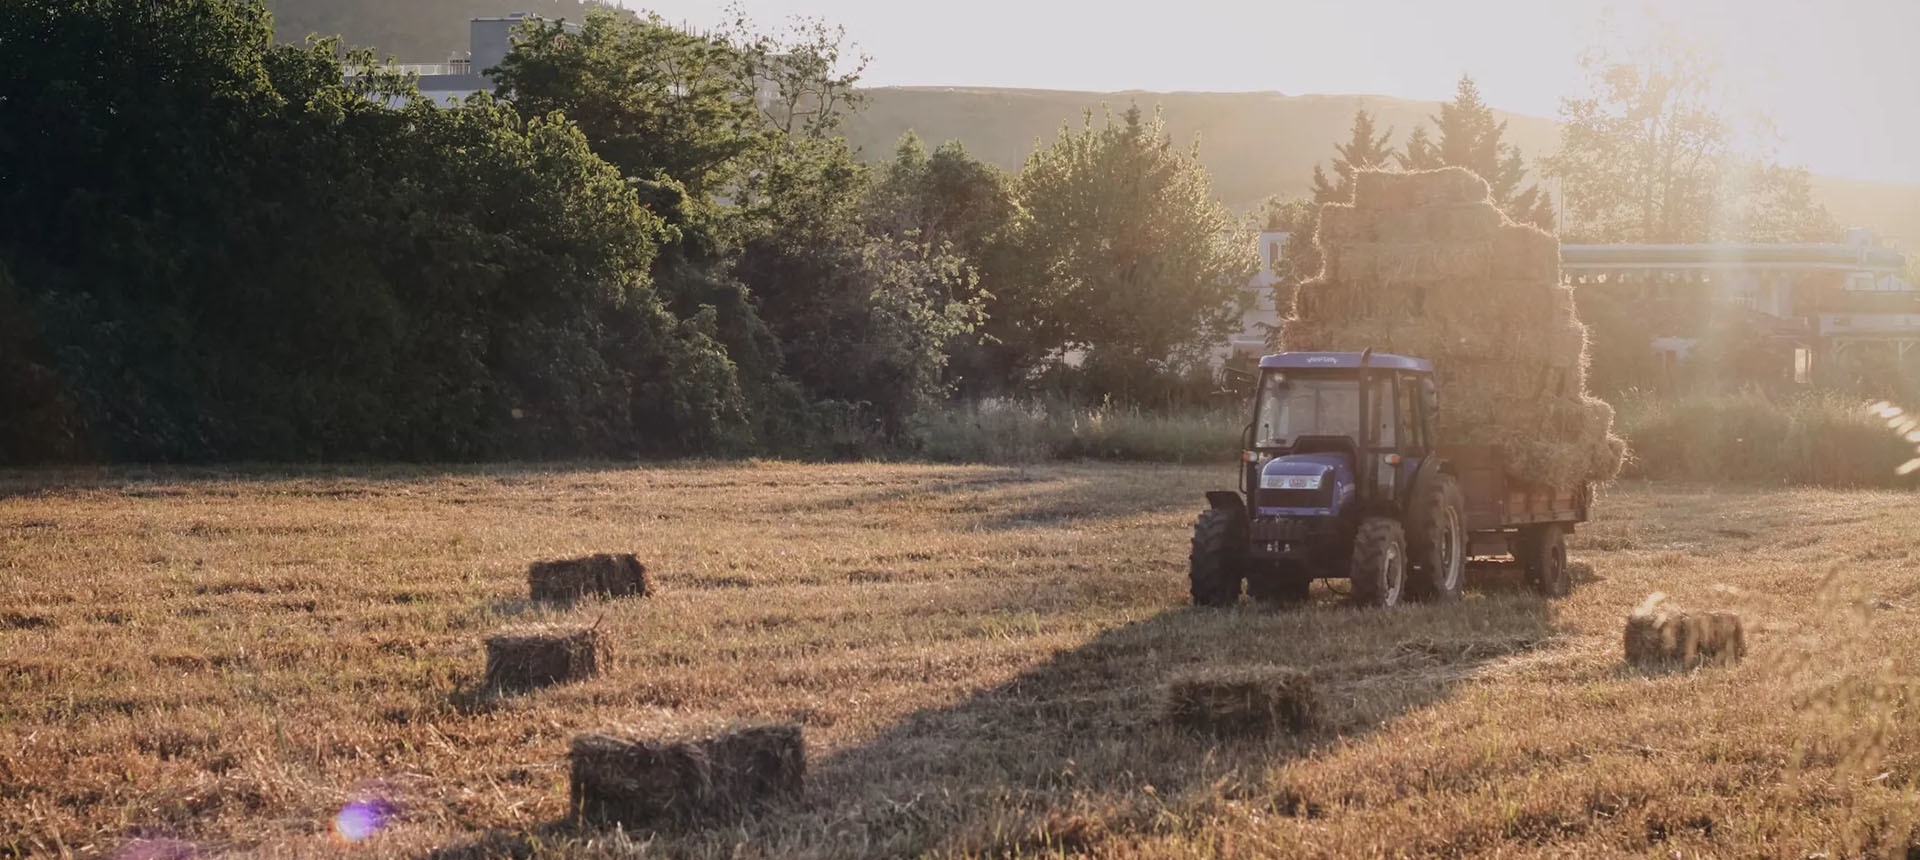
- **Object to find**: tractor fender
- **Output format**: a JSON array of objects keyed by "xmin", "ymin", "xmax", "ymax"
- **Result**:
[
  {"xmin": 1205, "ymin": 491, "xmax": 1246, "ymax": 517},
  {"xmin": 1408, "ymin": 454, "xmax": 1453, "ymax": 504},
  {"xmin": 1364, "ymin": 455, "xmax": 1451, "ymax": 519}
]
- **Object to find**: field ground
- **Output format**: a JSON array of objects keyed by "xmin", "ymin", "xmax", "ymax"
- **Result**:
[{"xmin": 4, "ymin": 463, "xmax": 1920, "ymax": 858}]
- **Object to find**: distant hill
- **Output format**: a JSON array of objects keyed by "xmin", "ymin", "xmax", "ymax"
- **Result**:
[
  {"xmin": 844, "ymin": 86, "xmax": 1920, "ymax": 247},
  {"xmin": 263, "ymin": 0, "xmax": 600, "ymax": 61}
]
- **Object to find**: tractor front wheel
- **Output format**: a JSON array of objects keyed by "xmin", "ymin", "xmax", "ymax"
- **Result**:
[
  {"xmin": 1349, "ymin": 517, "xmax": 1408, "ymax": 609},
  {"xmin": 1189, "ymin": 508, "xmax": 1246, "ymax": 608}
]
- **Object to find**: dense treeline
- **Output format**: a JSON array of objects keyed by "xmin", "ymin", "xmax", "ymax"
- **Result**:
[{"xmin": 0, "ymin": 0, "xmax": 1251, "ymax": 463}]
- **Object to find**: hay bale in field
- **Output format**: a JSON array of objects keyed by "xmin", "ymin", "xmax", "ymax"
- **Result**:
[
  {"xmin": 702, "ymin": 724, "xmax": 807, "ymax": 812},
  {"xmin": 570, "ymin": 733, "xmax": 713, "ymax": 828},
  {"xmin": 1623, "ymin": 593, "xmax": 1746, "ymax": 668},
  {"xmin": 484, "ymin": 625, "xmax": 604, "ymax": 692},
  {"xmin": 1160, "ymin": 667, "xmax": 1315, "ymax": 735},
  {"xmin": 529, "ymin": 554, "xmax": 650, "ymax": 603},
  {"xmin": 569, "ymin": 724, "xmax": 805, "ymax": 828}
]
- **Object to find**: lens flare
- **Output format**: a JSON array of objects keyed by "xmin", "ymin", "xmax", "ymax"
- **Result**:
[{"xmin": 332, "ymin": 799, "xmax": 395, "ymax": 843}]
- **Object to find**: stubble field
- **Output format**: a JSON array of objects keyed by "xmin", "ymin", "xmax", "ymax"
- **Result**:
[{"xmin": 3, "ymin": 462, "xmax": 1919, "ymax": 858}]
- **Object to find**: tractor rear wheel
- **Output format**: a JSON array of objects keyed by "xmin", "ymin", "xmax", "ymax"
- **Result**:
[
  {"xmin": 1189, "ymin": 508, "xmax": 1246, "ymax": 607},
  {"xmin": 1348, "ymin": 517, "xmax": 1408, "ymax": 609},
  {"xmin": 1520, "ymin": 525, "xmax": 1571, "ymax": 598},
  {"xmin": 1406, "ymin": 473, "xmax": 1467, "ymax": 603},
  {"xmin": 1247, "ymin": 564, "xmax": 1312, "ymax": 606}
]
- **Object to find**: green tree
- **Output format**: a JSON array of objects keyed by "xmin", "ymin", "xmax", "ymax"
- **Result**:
[
  {"xmin": 867, "ymin": 134, "xmax": 1026, "ymax": 394},
  {"xmin": 867, "ymin": 134, "xmax": 1020, "ymax": 259},
  {"xmin": 1259, "ymin": 196, "xmax": 1322, "ymax": 339},
  {"xmin": 1310, "ymin": 108, "xmax": 1396, "ymax": 205},
  {"xmin": 1543, "ymin": 40, "xmax": 1727, "ymax": 243},
  {"xmin": 0, "ymin": 0, "xmax": 746, "ymax": 461},
  {"xmin": 1399, "ymin": 75, "xmax": 1555, "ymax": 229},
  {"xmin": 1014, "ymin": 105, "xmax": 1256, "ymax": 395},
  {"xmin": 492, "ymin": 10, "xmax": 764, "ymax": 202},
  {"xmin": 1542, "ymin": 33, "xmax": 1834, "ymax": 244}
]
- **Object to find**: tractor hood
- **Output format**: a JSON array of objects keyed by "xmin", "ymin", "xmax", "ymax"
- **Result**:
[{"xmin": 1256, "ymin": 453, "xmax": 1354, "ymax": 516}]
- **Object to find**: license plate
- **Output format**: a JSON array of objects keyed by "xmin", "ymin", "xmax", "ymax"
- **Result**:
[{"xmin": 1260, "ymin": 474, "xmax": 1321, "ymax": 490}]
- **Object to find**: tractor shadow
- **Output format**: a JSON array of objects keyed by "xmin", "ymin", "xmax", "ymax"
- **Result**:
[
  {"xmin": 789, "ymin": 594, "xmax": 1560, "ymax": 856},
  {"xmin": 415, "ymin": 596, "xmax": 1559, "ymax": 859}
]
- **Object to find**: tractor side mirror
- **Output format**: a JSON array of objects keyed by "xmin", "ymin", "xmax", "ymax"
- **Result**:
[
  {"xmin": 1241, "ymin": 422, "xmax": 1255, "ymax": 451},
  {"xmin": 1422, "ymin": 377, "xmax": 1440, "ymax": 415}
]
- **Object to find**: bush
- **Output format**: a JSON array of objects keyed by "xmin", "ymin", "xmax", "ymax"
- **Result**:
[
  {"xmin": 1616, "ymin": 391, "xmax": 1916, "ymax": 487},
  {"xmin": 913, "ymin": 399, "xmax": 1240, "ymax": 464}
]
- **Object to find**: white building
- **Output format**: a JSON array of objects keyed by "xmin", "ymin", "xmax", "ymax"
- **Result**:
[
  {"xmin": 1560, "ymin": 228, "xmax": 1913, "ymax": 381},
  {"xmin": 1223, "ymin": 230, "xmax": 1291, "ymax": 364},
  {"xmin": 346, "ymin": 14, "xmax": 565, "ymax": 106}
]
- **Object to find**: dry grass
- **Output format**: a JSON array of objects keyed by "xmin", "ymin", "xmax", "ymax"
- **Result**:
[{"xmin": 3, "ymin": 464, "xmax": 1920, "ymax": 857}]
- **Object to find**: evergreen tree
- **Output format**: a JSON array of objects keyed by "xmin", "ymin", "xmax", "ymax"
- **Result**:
[
  {"xmin": 1399, "ymin": 75, "xmax": 1555, "ymax": 229},
  {"xmin": 1309, "ymin": 109, "xmax": 1395, "ymax": 205}
]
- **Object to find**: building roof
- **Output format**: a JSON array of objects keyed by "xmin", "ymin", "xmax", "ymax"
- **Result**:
[
  {"xmin": 1561, "ymin": 243, "xmax": 1906, "ymax": 272},
  {"xmin": 1259, "ymin": 352, "xmax": 1432, "ymax": 372}
]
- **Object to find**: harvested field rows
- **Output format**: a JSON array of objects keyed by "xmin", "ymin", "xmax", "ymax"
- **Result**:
[{"xmin": 3, "ymin": 463, "xmax": 1920, "ymax": 857}]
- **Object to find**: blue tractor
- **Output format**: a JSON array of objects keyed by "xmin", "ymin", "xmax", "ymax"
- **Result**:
[{"xmin": 1192, "ymin": 350, "xmax": 1587, "ymax": 608}]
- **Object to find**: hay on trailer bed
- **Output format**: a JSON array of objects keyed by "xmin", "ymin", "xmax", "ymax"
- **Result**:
[
  {"xmin": 1160, "ymin": 667, "xmax": 1316, "ymax": 735},
  {"xmin": 1280, "ymin": 166, "xmax": 1628, "ymax": 489},
  {"xmin": 529, "ymin": 554, "xmax": 651, "ymax": 604},
  {"xmin": 483, "ymin": 624, "xmax": 604, "ymax": 692},
  {"xmin": 570, "ymin": 724, "xmax": 806, "ymax": 829},
  {"xmin": 1623, "ymin": 593, "xmax": 1746, "ymax": 668}
]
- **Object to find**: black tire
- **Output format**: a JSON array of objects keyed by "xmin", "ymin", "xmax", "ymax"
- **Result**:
[
  {"xmin": 1246, "ymin": 565, "xmax": 1312, "ymax": 606},
  {"xmin": 1406, "ymin": 472, "xmax": 1467, "ymax": 603},
  {"xmin": 1520, "ymin": 525, "xmax": 1571, "ymax": 598},
  {"xmin": 1189, "ymin": 508, "xmax": 1245, "ymax": 607},
  {"xmin": 1348, "ymin": 517, "xmax": 1408, "ymax": 609}
]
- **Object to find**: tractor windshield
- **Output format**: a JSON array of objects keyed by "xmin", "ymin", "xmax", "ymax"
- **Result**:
[{"xmin": 1254, "ymin": 372, "xmax": 1361, "ymax": 448}]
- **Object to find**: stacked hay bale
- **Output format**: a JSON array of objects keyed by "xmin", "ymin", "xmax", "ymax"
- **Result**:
[
  {"xmin": 1159, "ymin": 667, "xmax": 1316, "ymax": 735},
  {"xmin": 483, "ymin": 624, "xmax": 605, "ymax": 692},
  {"xmin": 529, "ymin": 554, "xmax": 651, "ymax": 604},
  {"xmin": 570, "ymin": 724, "xmax": 805, "ymax": 827},
  {"xmin": 1623, "ymin": 592, "xmax": 1746, "ymax": 667},
  {"xmin": 1283, "ymin": 168, "xmax": 1627, "ymax": 489}
]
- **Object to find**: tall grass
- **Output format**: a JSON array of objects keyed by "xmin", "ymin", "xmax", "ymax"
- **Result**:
[
  {"xmin": 917, "ymin": 392, "xmax": 1919, "ymax": 487},
  {"xmin": 913, "ymin": 399, "xmax": 1241, "ymax": 464},
  {"xmin": 1615, "ymin": 390, "xmax": 1916, "ymax": 487}
]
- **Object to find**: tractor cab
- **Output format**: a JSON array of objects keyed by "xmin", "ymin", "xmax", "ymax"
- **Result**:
[
  {"xmin": 1191, "ymin": 350, "xmax": 1464, "ymax": 609},
  {"xmin": 1243, "ymin": 351, "xmax": 1439, "ymax": 520}
]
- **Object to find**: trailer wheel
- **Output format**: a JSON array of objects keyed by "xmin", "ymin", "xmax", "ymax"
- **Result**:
[
  {"xmin": 1520, "ymin": 525, "xmax": 1571, "ymax": 598},
  {"xmin": 1247, "ymin": 565, "xmax": 1312, "ymax": 606},
  {"xmin": 1349, "ymin": 517, "xmax": 1407, "ymax": 609},
  {"xmin": 1406, "ymin": 473, "xmax": 1467, "ymax": 603},
  {"xmin": 1189, "ymin": 509, "xmax": 1245, "ymax": 607}
]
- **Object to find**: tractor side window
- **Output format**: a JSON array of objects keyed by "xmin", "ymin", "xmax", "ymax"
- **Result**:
[
  {"xmin": 1370, "ymin": 376, "xmax": 1396, "ymax": 448},
  {"xmin": 1398, "ymin": 374, "xmax": 1421, "ymax": 452}
]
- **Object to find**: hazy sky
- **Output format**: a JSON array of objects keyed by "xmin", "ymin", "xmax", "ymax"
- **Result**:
[{"xmin": 630, "ymin": 0, "xmax": 1919, "ymax": 184}]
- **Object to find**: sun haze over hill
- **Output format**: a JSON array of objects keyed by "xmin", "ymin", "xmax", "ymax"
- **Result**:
[{"xmin": 842, "ymin": 85, "xmax": 1920, "ymax": 243}]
